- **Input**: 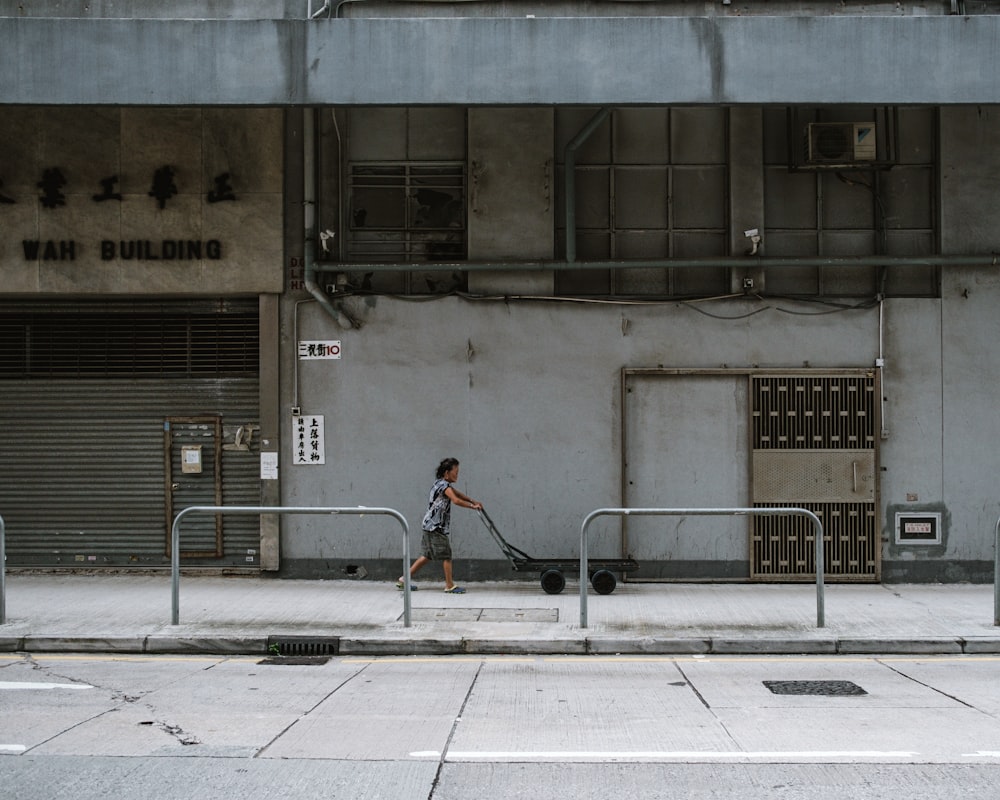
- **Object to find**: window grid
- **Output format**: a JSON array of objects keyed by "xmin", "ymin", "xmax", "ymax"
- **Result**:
[
  {"xmin": 347, "ymin": 161, "xmax": 467, "ymax": 267},
  {"xmin": 556, "ymin": 108, "xmax": 730, "ymax": 297}
]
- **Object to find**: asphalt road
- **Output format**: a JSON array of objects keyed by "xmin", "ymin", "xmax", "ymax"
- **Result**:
[{"xmin": 3, "ymin": 652, "xmax": 1000, "ymax": 798}]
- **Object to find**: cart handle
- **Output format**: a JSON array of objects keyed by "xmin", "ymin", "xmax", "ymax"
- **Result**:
[{"xmin": 477, "ymin": 507, "xmax": 533, "ymax": 562}]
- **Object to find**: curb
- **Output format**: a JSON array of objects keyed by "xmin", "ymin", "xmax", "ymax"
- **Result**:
[
  {"xmin": 5, "ymin": 635, "xmax": 1000, "ymax": 657},
  {"xmin": 835, "ymin": 637, "xmax": 964, "ymax": 655}
]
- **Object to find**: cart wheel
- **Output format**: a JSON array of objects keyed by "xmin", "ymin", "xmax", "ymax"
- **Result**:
[
  {"xmin": 591, "ymin": 569, "xmax": 617, "ymax": 595},
  {"xmin": 540, "ymin": 569, "xmax": 566, "ymax": 595}
]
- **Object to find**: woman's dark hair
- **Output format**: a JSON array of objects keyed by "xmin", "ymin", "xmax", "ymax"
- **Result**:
[{"xmin": 436, "ymin": 457, "xmax": 460, "ymax": 479}]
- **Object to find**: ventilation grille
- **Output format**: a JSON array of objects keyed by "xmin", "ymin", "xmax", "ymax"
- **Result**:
[
  {"xmin": 753, "ymin": 376, "xmax": 876, "ymax": 450},
  {"xmin": 0, "ymin": 309, "xmax": 258, "ymax": 379},
  {"xmin": 752, "ymin": 501, "xmax": 878, "ymax": 577}
]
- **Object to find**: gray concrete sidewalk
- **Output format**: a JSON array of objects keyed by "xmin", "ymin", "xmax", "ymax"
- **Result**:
[{"xmin": 2, "ymin": 572, "xmax": 1000, "ymax": 656}]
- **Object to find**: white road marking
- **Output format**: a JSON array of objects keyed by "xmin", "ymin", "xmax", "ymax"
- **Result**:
[
  {"xmin": 1, "ymin": 745, "xmax": 27, "ymax": 753},
  {"xmin": 0, "ymin": 681, "xmax": 94, "ymax": 691},
  {"xmin": 412, "ymin": 750, "xmax": 921, "ymax": 761},
  {"xmin": 963, "ymin": 751, "xmax": 1000, "ymax": 758}
]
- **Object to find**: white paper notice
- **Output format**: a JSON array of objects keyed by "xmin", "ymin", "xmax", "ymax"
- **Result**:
[
  {"xmin": 292, "ymin": 415, "xmax": 326, "ymax": 465},
  {"xmin": 260, "ymin": 451, "xmax": 279, "ymax": 480}
]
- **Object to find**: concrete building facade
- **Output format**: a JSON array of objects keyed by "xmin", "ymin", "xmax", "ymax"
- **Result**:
[{"xmin": 1, "ymin": 1, "xmax": 999, "ymax": 584}]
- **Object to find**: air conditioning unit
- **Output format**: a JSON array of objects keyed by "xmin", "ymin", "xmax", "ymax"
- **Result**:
[{"xmin": 805, "ymin": 122, "xmax": 877, "ymax": 164}]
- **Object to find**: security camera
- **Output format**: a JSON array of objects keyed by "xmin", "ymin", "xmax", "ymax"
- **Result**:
[{"xmin": 319, "ymin": 229, "xmax": 336, "ymax": 253}]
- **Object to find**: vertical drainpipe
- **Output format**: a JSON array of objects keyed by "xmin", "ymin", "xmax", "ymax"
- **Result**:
[
  {"xmin": 564, "ymin": 107, "xmax": 611, "ymax": 263},
  {"xmin": 303, "ymin": 108, "xmax": 357, "ymax": 329}
]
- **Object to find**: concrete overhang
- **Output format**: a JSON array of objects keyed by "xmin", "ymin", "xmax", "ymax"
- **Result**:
[{"xmin": 1, "ymin": 15, "xmax": 997, "ymax": 106}]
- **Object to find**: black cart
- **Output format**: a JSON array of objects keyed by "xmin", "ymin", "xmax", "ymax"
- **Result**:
[{"xmin": 476, "ymin": 508, "xmax": 639, "ymax": 594}]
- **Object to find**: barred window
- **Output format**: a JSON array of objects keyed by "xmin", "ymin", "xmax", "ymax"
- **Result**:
[{"xmin": 346, "ymin": 162, "xmax": 467, "ymax": 294}]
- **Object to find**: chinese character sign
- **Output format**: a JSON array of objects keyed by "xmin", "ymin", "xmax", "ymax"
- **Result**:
[
  {"xmin": 149, "ymin": 165, "xmax": 178, "ymax": 209},
  {"xmin": 293, "ymin": 415, "xmax": 326, "ymax": 465},
  {"xmin": 297, "ymin": 341, "xmax": 342, "ymax": 360},
  {"xmin": 0, "ymin": 167, "xmax": 241, "ymax": 208}
]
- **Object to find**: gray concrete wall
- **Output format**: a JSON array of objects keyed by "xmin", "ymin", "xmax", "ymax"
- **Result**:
[
  {"xmin": 281, "ymin": 294, "xmax": 885, "ymax": 578},
  {"xmin": 877, "ymin": 271, "xmax": 1000, "ymax": 582},
  {"xmin": 283, "ymin": 279, "xmax": 1000, "ymax": 583},
  {"xmin": 467, "ymin": 108, "xmax": 555, "ymax": 294},
  {"xmin": 934, "ymin": 107, "xmax": 1000, "ymax": 577},
  {"xmin": 0, "ymin": 1, "xmax": 962, "ymax": 19},
  {"xmin": 941, "ymin": 268, "xmax": 1000, "ymax": 565},
  {"xmin": 3, "ymin": 16, "xmax": 1000, "ymax": 106}
]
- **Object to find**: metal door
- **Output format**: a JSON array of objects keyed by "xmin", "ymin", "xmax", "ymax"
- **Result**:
[
  {"xmin": 164, "ymin": 416, "xmax": 223, "ymax": 558},
  {"xmin": 622, "ymin": 372, "xmax": 750, "ymax": 579},
  {"xmin": 751, "ymin": 373, "xmax": 880, "ymax": 581}
]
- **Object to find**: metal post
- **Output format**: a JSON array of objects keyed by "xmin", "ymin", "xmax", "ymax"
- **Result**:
[
  {"xmin": 0, "ymin": 514, "xmax": 5, "ymax": 625},
  {"xmin": 172, "ymin": 505, "xmax": 411, "ymax": 627},
  {"xmin": 994, "ymin": 515, "xmax": 1000, "ymax": 626},
  {"xmin": 580, "ymin": 507, "xmax": 825, "ymax": 629}
]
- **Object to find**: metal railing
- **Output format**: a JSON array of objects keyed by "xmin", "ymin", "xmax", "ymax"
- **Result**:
[
  {"xmin": 579, "ymin": 507, "xmax": 826, "ymax": 629},
  {"xmin": 171, "ymin": 505, "xmax": 411, "ymax": 627},
  {"xmin": 0, "ymin": 514, "xmax": 5, "ymax": 624}
]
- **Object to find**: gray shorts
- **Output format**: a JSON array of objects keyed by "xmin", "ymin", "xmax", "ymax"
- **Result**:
[{"xmin": 421, "ymin": 529, "xmax": 452, "ymax": 561}]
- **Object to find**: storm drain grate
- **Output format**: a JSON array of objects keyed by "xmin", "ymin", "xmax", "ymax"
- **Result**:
[
  {"xmin": 763, "ymin": 680, "xmax": 867, "ymax": 696},
  {"xmin": 265, "ymin": 636, "xmax": 340, "ymax": 657}
]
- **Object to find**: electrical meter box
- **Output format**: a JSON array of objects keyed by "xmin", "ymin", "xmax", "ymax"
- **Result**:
[
  {"xmin": 895, "ymin": 512, "xmax": 941, "ymax": 545},
  {"xmin": 181, "ymin": 445, "xmax": 203, "ymax": 474}
]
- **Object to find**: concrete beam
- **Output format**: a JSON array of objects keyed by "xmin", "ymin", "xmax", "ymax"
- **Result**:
[{"xmin": 2, "ymin": 15, "xmax": 997, "ymax": 106}]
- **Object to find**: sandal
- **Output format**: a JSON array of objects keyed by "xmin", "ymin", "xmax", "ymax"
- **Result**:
[
  {"xmin": 396, "ymin": 581, "xmax": 418, "ymax": 591},
  {"xmin": 443, "ymin": 586, "xmax": 466, "ymax": 594}
]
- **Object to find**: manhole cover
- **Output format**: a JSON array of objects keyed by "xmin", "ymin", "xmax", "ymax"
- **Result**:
[
  {"xmin": 412, "ymin": 608, "xmax": 483, "ymax": 622},
  {"xmin": 409, "ymin": 608, "xmax": 559, "ymax": 623},
  {"xmin": 763, "ymin": 680, "xmax": 867, "ymax": 696},
  {"xmin": 479, "ymin": 608, "xmax": 559, "ymax": 622}
]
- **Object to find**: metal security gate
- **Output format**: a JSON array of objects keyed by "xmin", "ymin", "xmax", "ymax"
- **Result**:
[
  {"xmin": 0, "ymin": 302, "xmax": 261, "ymax": 569},
  {"xmin": 751, "ymin": 372, "xmax": 880, "ymax": 581}
]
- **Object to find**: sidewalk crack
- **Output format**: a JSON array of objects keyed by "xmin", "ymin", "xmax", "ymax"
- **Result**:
[
  {"xmin": 428, "ymin": 660, "xmax": 484, "ymax": 799},
  {"xmin": 254, "ymin": 660, "xmax": 373, "ymax": 758}
]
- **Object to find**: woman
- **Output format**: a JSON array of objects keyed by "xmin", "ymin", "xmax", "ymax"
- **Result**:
[{"xmin": 398, "ymin": 457, "xmax": 482, "ymax": 593}]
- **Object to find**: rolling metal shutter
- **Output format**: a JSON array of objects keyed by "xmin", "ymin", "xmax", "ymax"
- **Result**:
[{"xmin": 0, "ymin": 302, "xmax": 261, "ymax": 569}]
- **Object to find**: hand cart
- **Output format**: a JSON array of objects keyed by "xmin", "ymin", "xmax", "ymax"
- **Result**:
[{"xmin": 476, "ymin": 508, "xmax": 639, "ymax": 595}]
